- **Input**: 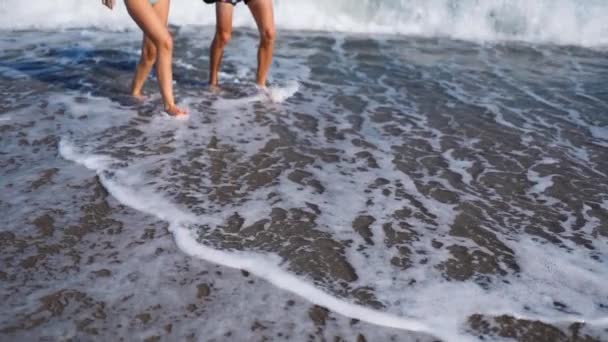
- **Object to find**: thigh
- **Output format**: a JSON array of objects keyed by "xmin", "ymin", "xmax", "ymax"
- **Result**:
[
  {"xmin": 140, "ymin": 0, "xmax": 169, "ymax": 51},
  {"xmin": 125, "ymin": 0, "xmax": 171, "ymax": 45},
  {"xmin": 152, "ymin": 0, "xmax": 170, "ymax": 24},
  {"xmin": 216, "ymin": 1, "xmax": 234, "ymax": 33},
  {"xmin": 247, "ymin": 0, "xmax": 274, "ymax": 33}
]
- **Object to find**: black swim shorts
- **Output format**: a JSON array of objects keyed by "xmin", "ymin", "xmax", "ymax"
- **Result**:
[{"xmin": 203, "ymin": 0, "xmax": 250, "ymax": 5}]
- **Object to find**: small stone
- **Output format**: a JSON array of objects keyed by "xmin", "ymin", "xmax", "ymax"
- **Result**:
[
  {"xmin": 197, "ymin": 284, "xmax": 211, "ymax": 299},
  {"xmin": 308, "ymin": 305, "xmax": 329, "ymax": 326},
  {"xmin": 136, "ymin": 313, "xmax": 151, "ymax": 324},
  {"xmin": 92, "ymin": 269, "xmax": 112, "ymax": 277}
]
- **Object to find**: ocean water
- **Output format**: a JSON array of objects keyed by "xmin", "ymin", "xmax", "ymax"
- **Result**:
[{"xmin": 1, "ymin": 1, "xmax": 608, "ymax": 341}]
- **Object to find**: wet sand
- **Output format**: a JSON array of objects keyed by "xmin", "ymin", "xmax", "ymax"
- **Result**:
[
  {"xmin": 1, "ymin": 27, "xmax": 608, "ymax": 341},
  {"xmin": 0, "ymin": 160, "xmax": 435, "ymax": 341}
]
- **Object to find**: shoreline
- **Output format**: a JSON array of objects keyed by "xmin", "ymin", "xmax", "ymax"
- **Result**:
[{"xmin": 1, "ymin": 26, "xmax": 607, "ymax": 341}]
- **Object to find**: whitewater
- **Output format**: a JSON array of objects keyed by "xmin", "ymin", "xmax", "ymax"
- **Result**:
[{"xmin": 1, "ymin": 0, "xmax": 608, "ymax": 47}]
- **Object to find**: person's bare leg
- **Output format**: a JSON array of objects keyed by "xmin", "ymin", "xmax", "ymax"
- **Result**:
[
  {"xmin": 130, "ymin": 0, "xmax": 169, "ymax": 98},
  {"xmin": 209, "ymin": 2, "xmax": 234, "ymax": 87},
  {"xmin": 130, "ymin": 36, "xmax": 156, "ymax": 99},
  {"xmin": 248, "ymin": 0, "xmax": 275, "ymax": 87},
  {"xmin": 125, "ymin": 0, "xmax": 186, "ymax": 116}
]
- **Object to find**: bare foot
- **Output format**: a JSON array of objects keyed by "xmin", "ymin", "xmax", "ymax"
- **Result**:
[
  {"xmin": 130, "ymin": 92, "xmax": 145, "ymax": 102},
  {"xmin": 208, "ymin": 83, "xmax": 221, "ymax": 94},
  {"xmin": 255, "ymin": 84, "xmax": 271, "ymax": 100},
  {"xmin": 165, "ymin": 104, "xmax": 188, "ymax": 117}
]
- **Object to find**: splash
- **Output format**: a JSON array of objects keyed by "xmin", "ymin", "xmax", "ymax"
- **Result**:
[{"xmin": 2, "ymin": 0, "xmax": 608, "ymax": 46}]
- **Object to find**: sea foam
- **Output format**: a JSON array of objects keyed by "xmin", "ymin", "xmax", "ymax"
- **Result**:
[{"xmin": 2, "ymin": 0, "xmax": 608, "ymax": 47}]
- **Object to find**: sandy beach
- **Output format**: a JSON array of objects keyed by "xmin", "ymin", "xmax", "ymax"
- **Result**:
[{"xmin": 2, "ymin": 1, "xmax": 608, "ymax": 340}]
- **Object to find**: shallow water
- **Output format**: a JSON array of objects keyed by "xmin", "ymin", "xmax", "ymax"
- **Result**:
[{"xmin": 1, "ymin": 26, "xmax": 608, "ymax": 341}]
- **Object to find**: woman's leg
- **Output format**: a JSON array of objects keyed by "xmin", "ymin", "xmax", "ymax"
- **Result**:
[
  {"xmin": 130, "ymin": 0, "xmax": 169, "ymax": 98},
  {"xmin": 125, "ymin": 0, "xmax": 186, "ymax": 116},
  {"xmin": 247, "ymin": 0, "xmax": 275, "ymax": 87},
  {"xmin": 209, "ymin": 2, "xmax": 234, "ymax": 87}
]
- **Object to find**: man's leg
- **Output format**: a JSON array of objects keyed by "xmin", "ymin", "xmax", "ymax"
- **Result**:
[
  {"xmin": 209, "ymin": 2, "xmax": 234, "ymax": 86},
  {"xmin": 247, "ymin": 0, "xmax": 275, "ymax": 87}
]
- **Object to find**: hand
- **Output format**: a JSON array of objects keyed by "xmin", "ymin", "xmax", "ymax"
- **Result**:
[{"xmin": 102, "ymin": 0, "xmax": 115, "ymax": 10}]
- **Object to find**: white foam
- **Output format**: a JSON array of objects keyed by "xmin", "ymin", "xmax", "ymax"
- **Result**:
[
  {"xmin": 589, "ymin": 125, "xmax": 608, "ymax": 146},
  {"xmin": 443, "ymin": 149, "xmax": 474, "ymax": 186},
  {"xmin": 266, "ymin": 81, "xmax": 299, "ymax": 103},
  {"xmin": 213, "ymin": 81, "xmax": 299, "ymax": 109},
  {"xmin": 2, "ymin": 0, "xmax": 608, "ymax": 47},
  {"xmin": 59, "ymin": 120, "xmax": 608, "ymax": 342},
  {"xmin": 171, "ymin": 225, "xmax": 437, "ymax": 334},
  {"xmin": 59, "ymin": 139, "xmax": 448, "ymax": 340},
  {"xmin": 59, "ymin": 140, "xmax": 115, "ymax": 171},
  {"xmin": 51, "ymin": 48, "xmax": 608, "ymax": 340}
]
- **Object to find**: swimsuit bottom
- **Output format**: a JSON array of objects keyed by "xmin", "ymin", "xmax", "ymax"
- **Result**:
[{"xmin": 203, "ymin": 0, "xmax": 250, "ymax": 5}]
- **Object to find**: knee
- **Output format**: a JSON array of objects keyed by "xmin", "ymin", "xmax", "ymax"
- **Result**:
[
  {"xmin": 215, "ymin": 30, "xmax": 232, "ymax": 47},
  {"xmin": 260, "ymin": 27, "xmax": 275, "ymax": 46},
  {"xmin": 156, "ymin": 34, "xmax": 173, "ymax": 53},
  {"xmin": 141, "ymin": 44, "xmax": 157, "ymax": 65}
]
